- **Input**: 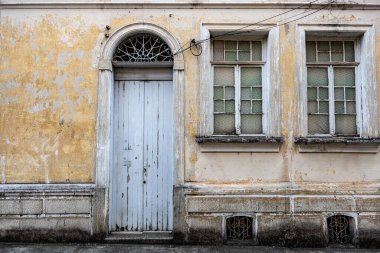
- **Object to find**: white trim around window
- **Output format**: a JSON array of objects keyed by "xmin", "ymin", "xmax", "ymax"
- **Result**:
[
  {"xmin": 296, "ymin": 24, "xmax": 378, "ymax": 139},
  {"xmin": 199, "ymin": 24, "xmax": 281, "ymax": 138}
]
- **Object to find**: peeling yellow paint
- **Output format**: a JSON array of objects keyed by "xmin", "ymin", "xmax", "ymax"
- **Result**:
[
  {"xmin": 0, "ymin": 15, "xmax": 100, "ymax": 183},
  {"xmin": 1, "ymin": 9, "xmax": 379, "ymax": 187}
]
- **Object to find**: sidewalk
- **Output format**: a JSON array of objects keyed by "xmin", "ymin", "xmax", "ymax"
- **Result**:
[{"xmin": 0, "ymin": 243, "xmax": 379, "ymax": 253}]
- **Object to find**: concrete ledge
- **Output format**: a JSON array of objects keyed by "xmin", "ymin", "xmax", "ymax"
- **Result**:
[
  {"xmin": 294, "ymin": 197, "xmax": 356, "ymax": 212},
  {"xmin": 355, "ymin": 197, "xmax": 380, "ymax": 212},
  {"xmin": 0, "ymin": 200, "xmax": 43, "ymax": 215},
  {"xmin": 187, "ymin": 196, "xmax": 289, "ymax": 213},
  {"xmin": 45, "ymin": 198, "xmax": 91, "ymax": 214},
  {"xmin": 295, "ymin": 137, "xmax": 380, "ymax": 153}
]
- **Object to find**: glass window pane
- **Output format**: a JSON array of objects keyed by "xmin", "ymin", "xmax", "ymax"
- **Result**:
[
  {"xmin": 251, "ymin": 41, "xmax": 262, "ymax": 61},
  {"xmin": 241, "ymin": 101, "xmax": 251, "ymax": 114},
  {"xmin": 238, "ymin": 51, "xmax": 250, "ymax": 61},
  {"xmin": 308, "ymin": 101, "xmax": 318, "ymax": 114},
  {"xmin": 214, "ymin": 114, "xmax": 235, "ymax": 134},
  {"xmin": 225, "ymin": 51, "xmax": 237, "ymax": 61},
  {"xmin": 307, "ymin": 67, "xmax": 328, "ymax": 86},
  {"xmin": 252, "ymin": 100, "xmax": 262, "ymax": 113},
  {"xmin": 214, "ymin": 100, "xmax": 224, "ymax": 113},
  {"xmin": 331, "ymin": 52, "xmax": 343, "ymax": 62},
  {"xmin": 308, "ymin": 114, "xmax": 329, "ymax": 134},
  {"xmin": 225, "ymin": 40, "xmax": 237, "ymax": 50},
  {"xmin": 318, "ymin": 41, "xmax": 330, "ymax": 51},
  {"xmin": 344, "ymin": 41, "xmax": 355, "ymax": 62},
  {"xmin": 308, "ymin": 87, "xmax": 317, "ymax": 100},
  {"xmin": 334, "ymin": 88, "xmax": 344, "ymax": 100},
  {"xmin": 214, "ymin": 87, "xmax": 224, "ymax": 100},
  {"xmin": 252, "ymin": 87, "xmax": 262, "ymax": 99},
  {"xmin": 318, "ymin": 52, "xmax": 330, "ymax": 62},
  {"xmin": 238, "ymin": 41, "xmax": 250, "ymax": 50},
  {"xmin": 346, "ymin": 88, "xmax": 356, "ymax": 100},
  {"xmin": 213, "ymin": 40, "xmax": 224, "ymax": 61},
  {"xmin": 331, "ymin": 41, "xmax": 343, "ymax": 51},
  {"xmin": 306, "ymin": 41, "xmax": 316, "ymax": 62},
  {"xmin": 225, "ymin": 101, "xmax": 235, "ymax": 113},
  {"xmin": 347, "ymin": 101, "xmax": 356, "ymax": 114},
  {"xmin": 319, "ymin": 87, "xmax": 328, "ymax": 100},
  {"xmin": 241, "ymin": 87, "xmax": 251, "ymax": 99},
  {"xmin": 241, "ymin": 115, "xmax": 262, "ymax": 134},
  {"xmin": 319, "ymin": 101, "xmax": 329, "ymax": 113},
  {"xmin": 335, "ymin": 101, "xmax": 345, "ymax": 114},
  {"xmin": 334, "ymin": 68, "xmax": 355, "ymax": 87},
  {"xmin": 241, "ymin": 67, "xmax": 262, "ymax": 87},
  {"xmin": 225, "ymin": 87, "xmax": 235, "ymax": 100},
  {"xmin": 335, "ymin": 115, "xmax": 356, "ymax": 135},
  {"xmin": 214, "ymin": 67, "xmax": 234, "ymax": 86}
]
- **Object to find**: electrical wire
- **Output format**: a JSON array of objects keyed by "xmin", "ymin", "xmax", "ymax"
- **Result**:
[
  {"xmin": 179, "ymin": 0, "xmax": 324, "ymax": 53},
  {"xmin": 173, "ymin": 0, "xmax": 343, "ymax": 56}
]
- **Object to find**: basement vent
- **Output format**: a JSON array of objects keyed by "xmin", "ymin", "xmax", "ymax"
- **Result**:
[
  {"xmin": 226, "ymin": 216, "xmax": 253, "ymax": 241},
  {"xmin": 327, "ymin": 215, "xmax": 352, "ymax": 244}
]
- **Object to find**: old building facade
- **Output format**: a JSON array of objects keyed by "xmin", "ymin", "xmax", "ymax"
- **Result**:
[{"xmin": 0, "ymin": 0, "xmax": 380, "ymax": 247}]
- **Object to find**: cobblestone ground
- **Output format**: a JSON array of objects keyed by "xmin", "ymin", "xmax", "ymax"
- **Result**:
[{"xmin": 0, "ymin": 244, "xmax": 379, "ymax": 253}]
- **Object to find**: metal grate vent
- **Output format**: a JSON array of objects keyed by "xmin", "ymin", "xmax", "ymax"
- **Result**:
[
  {"xmin": 113, "ymin": 33, "xmax": 173, "ymax": 63},
  {"xmin": 327, "ymin": 215, "xmax": 352, "ymax": 244},
  {"xmin": 226, "ymin": 216, "xmax": 253, "ymax": 241}
]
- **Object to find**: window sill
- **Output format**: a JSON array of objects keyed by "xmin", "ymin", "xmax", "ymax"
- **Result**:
[
  {"xmin": 196, "ymin": 136, "xmax": 284, "ymax": 153},
  {"xmin": 294, "ymin": 137, "xmax": 380, "ymax": 153}
]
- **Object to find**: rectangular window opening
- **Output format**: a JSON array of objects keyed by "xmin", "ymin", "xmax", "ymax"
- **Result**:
[
  {"xmin": 306, "ymin": 40, "xmax": 358, "ymax": 137},
  {"xmin": 212, "ymin": 39, "xmax": 265, "ymax": 135}
]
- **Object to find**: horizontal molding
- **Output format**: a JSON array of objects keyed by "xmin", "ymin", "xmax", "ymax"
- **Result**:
[
  {"xmin": 0, "ymin": 184, "xmax": 96, "ymax": 193},
  {"xmin": 183, "ymin": 182, "xmax": 380, "ymax": 195},
  {"xmin": 1, "ymin": 1, "xmax": 380, "ymax": 9},
  {"xmin": 198, "ymin": 143, "xmax": 282, "ymax": 153},
  {"xmin": 197, "ymin": 136, "xmax": 283, "ymax": 153},
  {"xmin": 295, "ymin": 137, "xmax": 380, "ymax": 153}
]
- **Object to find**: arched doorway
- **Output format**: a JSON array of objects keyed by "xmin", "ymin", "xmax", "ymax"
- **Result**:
[
  {"xmin": 109, "ymin": 33, "xmax": 174, "ymax": 233},
  {"xmin": 95, "ymin": 23, "xmax": 184, "ymax": 239}
]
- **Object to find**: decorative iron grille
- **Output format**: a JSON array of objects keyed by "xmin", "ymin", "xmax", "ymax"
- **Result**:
[
  {"xmin": 226, "ymin": 216, "xmax": 253, "ymax": 240},
  {"xmin": 327, "ymin": 215, "xmax": 352, "ymax": 244},
  {"xmin": 113, "ymin": 33, "xmax": 173, "ymax": 62}
]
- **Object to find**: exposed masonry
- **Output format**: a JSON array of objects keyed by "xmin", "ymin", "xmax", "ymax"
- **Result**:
[{"xmin": 0, "ymin": 186, "xmax": 94, "ymax": 242}]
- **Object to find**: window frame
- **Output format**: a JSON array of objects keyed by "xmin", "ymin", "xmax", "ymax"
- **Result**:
[
  {"xmin": 305, "ymin": 39, "xmax": 360, "ymax": 136},
  {"xmin": 296, "ymin": 24, "xmax": 378, "ymax": 139},
  {"xmin": 199, "ymin": 24, "xmax": 281, "ymax": 139},
  {"xmin": 211, "ymin": 40, "xmax": 266, "ymax": 135}
]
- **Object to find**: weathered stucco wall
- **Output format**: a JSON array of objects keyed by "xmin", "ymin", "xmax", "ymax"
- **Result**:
[{"xmin": 0, "ymin": 7, "xmax": 379, "ymax": 188}]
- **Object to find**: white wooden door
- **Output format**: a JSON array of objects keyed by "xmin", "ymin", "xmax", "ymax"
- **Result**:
[{"xmin": 111, "ymin": 80, "xmax": 173, "ymax": 232}]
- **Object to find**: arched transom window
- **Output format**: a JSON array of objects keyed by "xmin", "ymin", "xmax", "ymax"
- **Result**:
[{"xmin": 113, "ymin": 33, "xmax": 173, "ymax": 63}]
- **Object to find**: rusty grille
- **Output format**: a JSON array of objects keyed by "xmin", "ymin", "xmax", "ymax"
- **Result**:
[
  {"xmin": 327, "ymin": 215, "xmax": 352, "ymax": 244},
  {"xmin": 113, "ymin": 33, "xmax": 173, "ymax": 62},
  {"xmin": 226, "ymin": 216, "xmax": 253, "ymax": 240}
]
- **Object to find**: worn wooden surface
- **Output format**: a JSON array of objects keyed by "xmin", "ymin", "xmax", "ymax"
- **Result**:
[{"xmin": 110, "ymin": 80, "xmax": 173, "ymax": 232}]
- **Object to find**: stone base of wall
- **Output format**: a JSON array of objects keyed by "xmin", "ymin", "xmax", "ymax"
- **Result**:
[
  {"xmin": 0, "ymin": 184, "xmax": 95, "ymax": 242},
  {"xmin": 1, "ymin": 184, "xmax": 380, "ymax": 248},
  {"xmin": 185, "ymin": 194, "xmax": 380, "ymax": 248}
]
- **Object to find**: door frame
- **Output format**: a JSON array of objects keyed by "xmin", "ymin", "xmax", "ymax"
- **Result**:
[{"xmin": 95, "ymin": 23, "xmax": 185, "ymax": 235}]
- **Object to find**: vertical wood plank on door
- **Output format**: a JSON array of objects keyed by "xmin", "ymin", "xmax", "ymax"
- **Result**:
[
  {"xmin": 143, "ymin": 81, "xmax": 159, "ymax": 231},
  {"xmin": 166, "ymin": 81, "xmax": 174, "ymax": 231},
  {"xmin": 111, "ymin": 81, "xmax": 120, "ymax": 231},
  {"xmin": 111, "ymin": 79, "xmax": 173, "ymax": 233},
  {"xmin": 123, "ymin": 81, "xmax": 145, "ymax": 231}
]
